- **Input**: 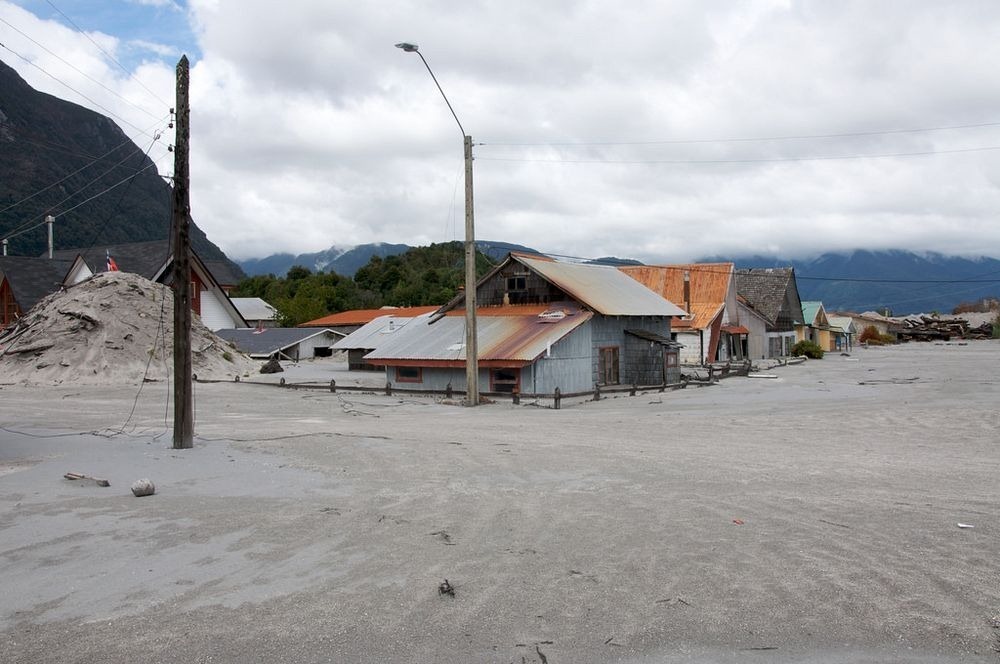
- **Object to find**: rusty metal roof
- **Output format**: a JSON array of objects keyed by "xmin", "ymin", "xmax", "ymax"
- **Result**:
[
  {"xmin": 619, "ymin": 263, "xmax": 734, "ymax": 330},
  {"xmin": 364, "ymin": 304, "xmax": 593, "ymax": 364},
  {"xmin": 513, "ymin": 254, "xmax": 687, "ymax": 317},
  {"xmin": 331, "ymin": 313, "xmax": 432, "ymax": 350},
  {"xmin": 300, "ymin": 305, "xmax": 439, "ymax": 328}
]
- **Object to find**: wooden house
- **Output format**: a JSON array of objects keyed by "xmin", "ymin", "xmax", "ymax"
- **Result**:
[
  {"xmin": 362, "ymin": 253, "xmax": 688, "ymax": 395},
  {"xmin": 827, "ymin": 315, "xmax": 857, "ymax": 351},
  {"xmin": 798, "ymin": 301, "xmax": 836, "ymax": 350},
  {"xmin": 735, "ymin": 267, "xmax": 804, "ymax": 358},
  {"xmin": 619, "ymin": 262, "xmax": 745, "ymax": 365}
]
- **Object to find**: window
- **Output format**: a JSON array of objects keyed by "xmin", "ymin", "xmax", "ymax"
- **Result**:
[
  {"xmin": 395, "ymin": 366, "xmax": 422, "ymax": 383},
  {"xmin": 506, "ymin": 275, "xmax": 527, "ymax": 291},
  {"xmin": 490, "ymin": 368, "xmax": 520, "ymax": 393},
  {"xmin": 1, "ymin": 280, "xmax": 19, "ymax": 327},
  {"xmin": 598, "ymin": 346, "xmax": 619, "ymax": 385}
]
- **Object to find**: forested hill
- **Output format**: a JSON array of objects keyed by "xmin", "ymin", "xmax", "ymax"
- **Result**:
[{"xmin": 0, "ymin": 59, "xmax": 236, "ymax": 271}]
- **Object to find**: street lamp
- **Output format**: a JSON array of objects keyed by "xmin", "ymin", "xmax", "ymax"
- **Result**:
[{"xmin": 396, "ymin": 42, "xmax": 479, "ymax": 406}]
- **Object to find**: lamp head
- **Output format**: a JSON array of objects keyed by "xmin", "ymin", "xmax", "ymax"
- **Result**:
[{"xmin": 395, "ymin": 42, "xmax": 419, "ymax": 52}]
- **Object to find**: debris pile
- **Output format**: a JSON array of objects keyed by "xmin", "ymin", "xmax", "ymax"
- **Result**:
[
  {"xmin": 0, "ymin": 271, "xmax": 257, "ymax": 385},
  {"xmin": 895, "ymin": 315, "xmax": 995, "ymax": 342}
]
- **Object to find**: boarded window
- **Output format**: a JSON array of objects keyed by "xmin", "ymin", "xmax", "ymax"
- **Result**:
[
  {"xmin": 395, "ymin": 366, "xmax": 422, "ymax": 383},
  {"xmin": 598, "ymin": 346, "xmax": 619, "ymax": 385},
  {"xmin": 491, "ymin": 368, "xmax": 520, "ymax": 393}
]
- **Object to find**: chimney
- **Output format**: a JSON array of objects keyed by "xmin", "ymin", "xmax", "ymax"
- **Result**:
[
  {"xmin": 46, "ymin": 215, "xmax": 55, "ymax": 258},
  {"xmin": 683, "ymin": 270, "xmax": 691, "ymax": 314}
]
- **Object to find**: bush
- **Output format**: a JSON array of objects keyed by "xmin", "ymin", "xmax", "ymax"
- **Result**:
[
  {"xmin": 858, "ymin": 325, "xmax": 894, "ymax": 346},
  {"xmin": 791, "ymin": 340, "xmax": 824, "ymax": 359}
]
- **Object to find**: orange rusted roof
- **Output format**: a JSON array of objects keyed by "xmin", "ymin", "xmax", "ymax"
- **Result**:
[
  {"xmin": 365, "ymin": 304, "xmax": 593, "ymax": 365},
  {"xmin": 299, "ymin": 305, "xmax": 439, "ymax": 328},
  {"xmin": 619, "ymin": 263, "xmax": 734, "ymax": 331}
]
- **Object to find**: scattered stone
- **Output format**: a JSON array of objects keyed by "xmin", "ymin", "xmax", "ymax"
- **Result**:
[
  {"xmin": 438, "ymin": 579, "xmax": 455, "ymax": 597},
  {"xmin": 131, "ymin": 478, "xmax": 155, "ymax": 497},
  {"xmin": 260, "ymin": 358, "xmax": 283, "ymax": 374}
]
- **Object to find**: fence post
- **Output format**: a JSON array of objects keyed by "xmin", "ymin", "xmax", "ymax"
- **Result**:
[
  {"xmin": 593, "ymin": 383, "xmax": 601, "ymax": 401},
  {"xmin": 446, "ymin": 382, "xmax": 453, "ymax": 399},
  {"xmin": 512, "ymin": 387, "xmax": 520, "ymax": 405},
  {"xmin": 554, "ymin": 387, "xmax": 561, "ymax": 410},
  {"xmin": 329, "ymin": 379, "xmax": 336, "ymax": 393},
  {"xmin": 385, "ymin": 382, "xmax": 392, "ymax": 396},
  {"xmin": 630, "ymin": 383, "xmax": 637, "ymax": 396},
  {"xmin": 279, "ymin": 377, "xmax": 286, "ymax": 387}
]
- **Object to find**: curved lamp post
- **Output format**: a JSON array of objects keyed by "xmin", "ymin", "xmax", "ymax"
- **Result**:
[{"xmin": 396, "ymin": 42, "xmax": 479, "ymax": 406}]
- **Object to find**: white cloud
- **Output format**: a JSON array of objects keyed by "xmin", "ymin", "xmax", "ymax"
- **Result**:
[{"xmin": 4, "ymin": 0, "xmax": 1000, "ymax": 262}]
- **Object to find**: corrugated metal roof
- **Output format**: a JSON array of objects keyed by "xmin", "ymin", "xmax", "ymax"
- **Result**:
[
  {"xmin": 514, "ymin": 254, "xmax": 687, "ymax": 317},
  {"xmin": 230, "ymin": 297, "xmax": 277, "ymax": 321},
  {"xmin": 364, "ymin": 305, "xmax": 593, "ymax": 364},
  {"xmin": 801, "ymin": 301, "xmax": 824, "ymax": 326},
  {"xmin": 215, "ymin": 327, "xmax": 342, "ymax": 357},
  {"xmin": 619, "ymin": 263, "xmax": 733, "ymax": 330},
  {"xmin": 300, "ymin": 305, "xmax": 439, "ymax": 328},
  {"xmin": 331, "ymin": 313, "xmax": 432, "ymax": 350}
]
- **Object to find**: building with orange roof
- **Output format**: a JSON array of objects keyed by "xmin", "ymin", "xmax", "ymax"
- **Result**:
[
  {"xmin": 345, "ymin": 253, "xmax": 688, "ymax": 396},
  {"xmin": 298, "ymin": 305, "xmax": 439, "ymax": 335},
  {"xmin": 619, "ymin": 263, "xmax": 744, "ymax": 365}
]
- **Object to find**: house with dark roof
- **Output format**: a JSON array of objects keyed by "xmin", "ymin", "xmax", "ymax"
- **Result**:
[
  {"xmin": 735, "ymin": 267, "xmax": 804, "ymax": 358},
  {"xmin": 359, "ymin": 253, "xmax": 687, "ymax": 395},
  {"xmin": 215, "ymin": 327, "xmax": 343, "ymax": 360},
  {"xmin": 0, "ymin": 256, "xmax": 75, "ymax": 327},
  {"xmin": 50, "ymin": 240, "xmax": 247, "ymax": 331},
  {"xmin": 619, "ymin": 262, "xmax": 745, "ymax": 365}
]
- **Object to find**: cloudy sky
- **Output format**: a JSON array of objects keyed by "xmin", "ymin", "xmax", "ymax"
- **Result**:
[{"xmin": 2, "ymin": 0, "xmax": 1000, "ymax": 263}]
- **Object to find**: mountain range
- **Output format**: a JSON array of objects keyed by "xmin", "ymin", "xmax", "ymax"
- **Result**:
[{"xmin": 241, "ymin": 244, "xmax": 1000, "ymax": 314}]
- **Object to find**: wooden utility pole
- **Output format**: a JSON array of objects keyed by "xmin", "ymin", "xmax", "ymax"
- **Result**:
[{"xmin": 171, "ymin": 55, "xmax": 193, "ymax": 449}]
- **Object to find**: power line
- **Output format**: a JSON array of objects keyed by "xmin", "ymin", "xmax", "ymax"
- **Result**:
[
  {"xmin": 2, "ymin": 132, "xmax": 166, "ymax": 240},
  {"xmin": 0, "ymin": 116, "xmax": 169, "ymax": 216},
  {"xmin": 0, "ymin": 41, "xmax": 156, "ymax": 138},
  {"xmin": 0, "ymin": 16, "xmax": 163, "ymax": 122},
  {"xmin": 480, "ymin": 120, "xmax": 1000, "ymax": 147},
  {"xmin": 477, "ymin": 145, "xmax": 1000, "ymax": 165},
  {"xmin": 3, "ymin": 158, "xmax": 161, "ymax": 242},
  {"xmin": 42, "ymin": 0, "xmax": 171, "ymax": 108}
]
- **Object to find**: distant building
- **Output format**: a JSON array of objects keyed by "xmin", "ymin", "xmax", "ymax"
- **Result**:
[{"xmin": 735, "ymin": 267, "xmax": 804, "ymax": 357}]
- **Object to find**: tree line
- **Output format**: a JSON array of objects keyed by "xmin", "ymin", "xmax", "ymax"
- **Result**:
[{"xmin": 231, "ymin": 242, "xmax": 493, "ymax": 326}]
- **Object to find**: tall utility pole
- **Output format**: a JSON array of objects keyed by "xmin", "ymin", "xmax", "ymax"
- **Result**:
[
  {"xmin": 171, "ymin": 55, "xmax": 193, "ymax": 449},
  {"xmin": 396, "ymin": 42, "xmax": 479, "ymax": 405}
]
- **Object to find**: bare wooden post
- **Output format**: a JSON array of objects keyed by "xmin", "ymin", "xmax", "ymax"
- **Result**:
[
  {"xmin": 630, "ymin": 383, "xmax": 637, "ymax": 397},
  {"xmin": 445, "ymin": 382, "xmax": 452, "ymax": 399},
  {"xmin": 554, "ymin": 387, "xmax": 561, "ymax": 410},
  {"xmin": 329, "ymin": 379, "xmax": 336, "ymax": 393},
  {"xmin": 385, "ymin": 382, "xmax": 392, "ymax": 396},
  {"xmin": 593, "ymin": 383, "xmax": 601, "ymax": 401},
  {"xmin": 512, "ymin": 388, "xmax": 520, "ymax": 405},
  {"xmin": 279, "ymin": 377, "xmax": 285, "ymax": 386},
  {"xmin": 170, "ymin": 55, "xmax": 193, "ymax": 450}
]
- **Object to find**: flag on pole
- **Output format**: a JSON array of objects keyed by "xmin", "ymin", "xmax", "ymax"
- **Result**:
[{"xmin": 106, "ymin": 250, "xmax": 119, "ymax": 272}]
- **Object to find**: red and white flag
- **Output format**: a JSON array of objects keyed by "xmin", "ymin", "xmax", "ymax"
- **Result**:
[{"xmin": 106, "ymin": 250, "xmax": 119, "ymax": 272}]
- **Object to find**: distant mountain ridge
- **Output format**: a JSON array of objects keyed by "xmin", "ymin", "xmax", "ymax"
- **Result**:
[
  {"xmin": 239, "ymin": 240, "xmax": 540, "ymax": 277},
  {"xmin": 701, "ymin": 250, "xmax": 1000, "ymax": 314}
]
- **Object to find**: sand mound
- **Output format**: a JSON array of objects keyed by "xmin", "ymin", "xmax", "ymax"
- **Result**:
[{"xmin": 0, "ymin": 271, "xmax": 258, "ymax": 385}]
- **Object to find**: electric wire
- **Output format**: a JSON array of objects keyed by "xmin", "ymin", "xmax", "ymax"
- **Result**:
[
  {"xmin": 0, "ymin": 40, "xmax": 157, "ymax": 138},
  {"xmin": 0, "ymin": 16, "xmax": 163, "ymax": 122},
  {"xmin": 0, "ymin": 114, "xmax": 169, "ymax": 218},
  {"xmin": 481, "ymin": 120, "xmax": 1000, "ymax": 147},
  {"xmin": 476, "ymin": 144, "xmax": 1000, "ymax": 165},
  {"xmin": 42, "ymin": 0, "xmax": 171, "ymax": 108},
  {"xmin": 2, "ymin": 133, "xmax": 165, "ymax": 242}
]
